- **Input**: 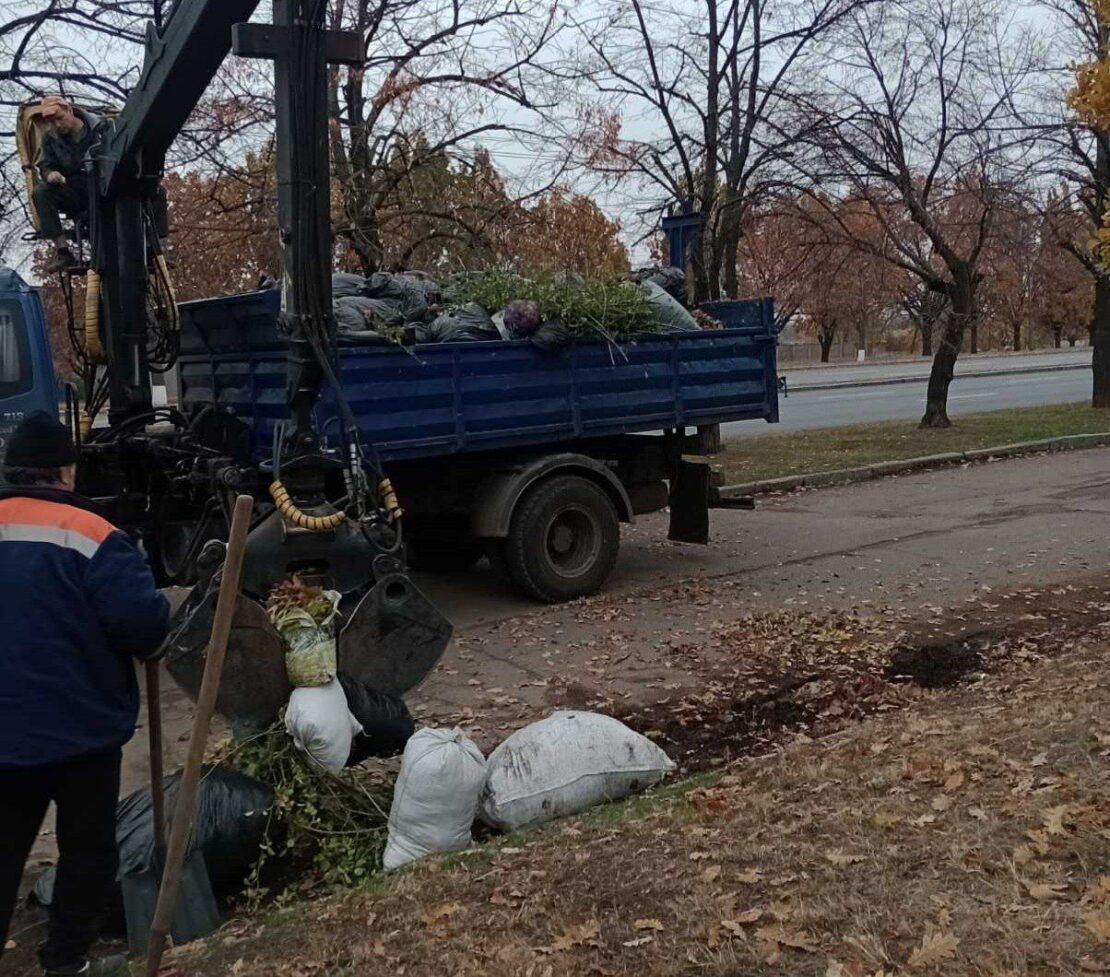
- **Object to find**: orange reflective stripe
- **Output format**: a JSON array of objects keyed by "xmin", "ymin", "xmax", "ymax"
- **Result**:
[{"xmin": 0, "ymin": 497, "xmax": 114, "ymax": 547}]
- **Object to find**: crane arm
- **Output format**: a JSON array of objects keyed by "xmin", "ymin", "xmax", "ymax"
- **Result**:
[{"xmin": 97, "ymin": 0, "xmax": 261, "ymax": 194}]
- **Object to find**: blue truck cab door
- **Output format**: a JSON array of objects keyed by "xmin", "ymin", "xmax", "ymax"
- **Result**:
[{"xmin": 0, "ymin": 267, "xmax": 61, "ymax": 458}]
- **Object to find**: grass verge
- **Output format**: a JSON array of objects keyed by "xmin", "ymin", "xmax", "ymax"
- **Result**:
[
  {"xmin": 720, "ymin": 401, "xmax": 1109, "ymax": 484},
  {"xmin": 165, "ymin": 620, "xmax": 1109, "ymax": 977}
]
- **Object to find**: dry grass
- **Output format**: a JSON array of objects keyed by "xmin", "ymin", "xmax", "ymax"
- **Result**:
[
  {"xmin": 720, "ymin": 401, "xmax": 1110, "ymax": 484},
  {"xmin": 168, "ymin": 637, "xmax": 1110, "ymax": 977}
]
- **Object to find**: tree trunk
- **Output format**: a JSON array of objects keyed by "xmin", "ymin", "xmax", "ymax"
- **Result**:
[
  {"xmin": 1094, "ymin": 131, "xmax": 1110, "ymax": 406},
  {"xmin": 969, "ymin": 321, "xmax": 978, "ymax": 354},
  {"xmin": 818, "ymin": 332, "xmax": 834, "ymax": 362},
  {"xmin": 719, "ymin": 219, "xmax": 741, "ymax": 299},
  {"xmin": 920, "ymin": 278, "xmax": 973, "ymax": 429},
  {"xmin": 688, "ymin": 233, "xmax": 713, "ymax": 306},
  {"xmin": 1094, "ymin": 272, "xmax": 1110, "ymax": 407},
  {"xmin": 1053, "ymin": 326, "xmax": 1062, "ymax": 349},
  {"xmin": 1011, "ymin": 321, "xmax": 1021, "ymax": 352},
  {"xmin": 921, "ymin": 323, "xmax": 933, "ymax": 357}
]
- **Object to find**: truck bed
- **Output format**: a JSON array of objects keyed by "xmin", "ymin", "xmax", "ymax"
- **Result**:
[{"xmin": 177, "ymin": 289, "xmax": 779, "ymax": 463}]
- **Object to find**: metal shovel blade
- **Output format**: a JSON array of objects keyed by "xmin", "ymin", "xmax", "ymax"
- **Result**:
[
  {"xmin": 122, "ymin": 850, "xmax": 220, "ymax": 955},
  {"xmin": 339, "ymin": 572, "xmax": 453, "ymax": 694}
]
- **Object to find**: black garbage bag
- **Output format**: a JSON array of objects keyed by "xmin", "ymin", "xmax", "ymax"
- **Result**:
[
  {"xmin": 646, "ymin": 266, "xmax": 687, "ymax": 304},
  {"xmin": 530, "ymin": 320, "xmax": 572, "ymax": 353},
  {"xmin": 334, "ymin": 295, "xmax": 404, "ymax": 336},
  {"xmin": 32, "ymin": 767, "xmax": 272, "ymax": 934},
  {"xmin": 426, "ymin": 302, "xmax": 499, "ymax": 343},
  {"xmin": 332, "ymin": 272, "xmax": 369, "ymax": 298},
  {"xmin": 365, "ymin": 272, "xmax": 444, "ymax": 320},
  {"xmin": 121, "ymin": 767, "xmax": 273, "ymax": 898},
  {"xmin": 333, "ymin": 299, "xmax": 365, "ymax": 335},
  {"xmin": 337, "ymin": 672, "xmax": 415, "ymax": 765}
]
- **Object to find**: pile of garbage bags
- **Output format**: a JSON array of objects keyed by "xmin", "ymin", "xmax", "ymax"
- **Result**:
[
  {"xmin": 329, "ymin": 266, "xmax": 699, "ymax": 348},
  {"xmin": 383, "ymin": 711, "xmax": 675, "ymax": 869},
  {"xmin": 265, "ymin": 576, "xmax": 415, "ymax": 773}
]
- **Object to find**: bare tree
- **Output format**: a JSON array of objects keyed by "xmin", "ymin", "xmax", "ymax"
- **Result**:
[
  {"xmin": 1040, "ymin": 0, "xmax": 1110, "ymax": 406},
  {"xmin": 806, "ymin": 0, "xmax": 1041, "ymax": 427},
  {"xmin": 1, "ymin": 1, "xmax": 569, "ymax": 273},
  {"xmin": 573, "ymin": 0, "xmax": 864, "ymax": 304},
  {"xmin": 901, "ymin": 283, "xmax": 948, "ymax": 357},
  {"xmin": 326, "ymin": 0, "xmax": 567, "ymax": 274}
]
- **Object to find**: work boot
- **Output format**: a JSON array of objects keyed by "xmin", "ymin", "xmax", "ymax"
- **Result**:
[
  {"xmin": 42, "ymin": 247, "xmax": 75, "ymax": 275},
  {"xmin": 43, "ymin": 954, "xmax": 129, "ymax": 977}
]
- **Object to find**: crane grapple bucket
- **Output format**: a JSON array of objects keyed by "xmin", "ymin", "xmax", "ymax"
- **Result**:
[{"xmin": 164, "ymin": 519, "xmax": 452, "ymax": 733}]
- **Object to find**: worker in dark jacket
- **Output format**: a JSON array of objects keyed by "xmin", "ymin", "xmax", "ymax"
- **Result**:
[
  {"xmin": 0, "ymin": 412, "xmax": 170, "ymax": 977},
  {"xmin": 33, "ymin": 97, "xmax": 103, "ymax": 274}
]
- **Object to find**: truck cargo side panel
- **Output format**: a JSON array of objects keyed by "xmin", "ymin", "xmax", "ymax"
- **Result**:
[{"xmin": 177, "ymin": 291, "xmax": 779, "ymax": 463}]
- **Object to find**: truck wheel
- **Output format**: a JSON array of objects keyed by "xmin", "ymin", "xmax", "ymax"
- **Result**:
[{"xmin": 505, "ymin": 475, "xmax": 619, "ymax": 602}]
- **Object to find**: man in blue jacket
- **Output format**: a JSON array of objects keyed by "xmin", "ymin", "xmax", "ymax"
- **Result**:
[{"xmin": 0, "ymin": 413, "xmax": 170, "ymax": 977}]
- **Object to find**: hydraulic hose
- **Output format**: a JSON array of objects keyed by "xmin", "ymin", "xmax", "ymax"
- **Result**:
[
  {"xmin": 84, "ymin": 270, "xmax": 104, "ymax": 363},
  {"xmin": 378, "ymin": 477, "xmax": 403, "ymax": 521},
  {"xmin": 153, "ymin": 253, "xmax": 179, "ymax": 332},
  {"xmin": 269, "ymin": 480, "xmax": 347, "ymax": 532}
]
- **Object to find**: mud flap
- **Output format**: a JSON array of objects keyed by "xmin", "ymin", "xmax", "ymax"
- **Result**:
[
  {"xmin": 339, "ymin": 573, "xmax": 453, "ymax": 695},
  {"xmin": 668, "ymin": 458, "xmax": 710, "ymax": 544},
  {"xmin": 164, "ymin": 590, "xmax": 292, "ymax": 735}
]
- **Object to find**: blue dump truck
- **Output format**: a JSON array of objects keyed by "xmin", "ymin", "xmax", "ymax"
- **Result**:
[
  {"xmin": 0, "ymin": 268, "xmax": 60, "ymax": 453},
  {"xmin": 0, "ymin": 266, "xmax": 777, "ymax": 601}
]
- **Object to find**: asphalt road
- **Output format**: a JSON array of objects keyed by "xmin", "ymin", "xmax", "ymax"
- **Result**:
[
  {"xmin": 412, "ymin": 446, "xmax": 1110, "ymax": 724},
  {"xmin": 723, "ymin": 356, "xmax": 1093, "ymax": 436}
]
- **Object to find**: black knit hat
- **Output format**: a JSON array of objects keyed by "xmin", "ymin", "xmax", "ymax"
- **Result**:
[{"xmin": 4, "ymin": 412, "xmax": 78, "ymax": 468}]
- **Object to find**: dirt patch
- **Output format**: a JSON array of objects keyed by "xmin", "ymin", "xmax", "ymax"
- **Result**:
[{"xmin": 886, "ymin": 636, "xmax": 986, "ymax": 688}]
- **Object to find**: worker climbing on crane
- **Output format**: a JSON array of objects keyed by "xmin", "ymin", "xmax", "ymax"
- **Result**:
[
  {"xmin": 32, "ymin": 95, "xmax": 169, "ymax": 275},
  {"xmin": 33, "ymin": 97, "xmax": 102, "ymax": 274},
  {"xmin": 0, "ymin": 413, "xmax": 170, "ymax": 977}
]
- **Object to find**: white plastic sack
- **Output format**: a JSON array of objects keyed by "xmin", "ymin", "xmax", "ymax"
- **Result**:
[
  {"xmin": 383, "ymin": 728, "xmax": 486, "ymax": 870},
  {"xmin": 284, "ymin": 679, "xmax": 363, "ymax": 773},
  {"xmin": 480, "ymin": 711, "xmax": 675, "ymax": 832}
]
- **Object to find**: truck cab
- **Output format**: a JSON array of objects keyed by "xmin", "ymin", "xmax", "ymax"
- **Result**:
[{"xmin": 0, "ymin": 267, "xmax": 60, "ymax": 459}]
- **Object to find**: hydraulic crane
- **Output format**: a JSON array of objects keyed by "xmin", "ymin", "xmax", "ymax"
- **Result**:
[{"xmin": 59, "ymin": 0, "xmax": 452, "ymax": 721}]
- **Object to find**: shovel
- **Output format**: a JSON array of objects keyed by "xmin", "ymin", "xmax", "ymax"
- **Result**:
[{"xmin": 121, "ymin": 652, "xmax": 221, "ymax": 954}]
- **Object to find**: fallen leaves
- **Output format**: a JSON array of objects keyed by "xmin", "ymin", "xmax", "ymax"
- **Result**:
[
  {"xmin": 700, "ymin": 864, "xmax": 722, "ymax": 882},
  {"xmin": 540, "ymin": 920, "xmax": 601, "ymax": 954},
  {"xmin": 943, "ymin": 770, "xmax": 965, "ymax": 792},
  {"xmin": 755, "ymin": 924, "xmax": 818, "ymax": 953},
  {"xmin": 1084, "ymin": 912, "xmax": 1110, "ymax": 943},
  {"xmin": 1024, "ymin": 881, "xmax": 1068, "ymax": 901},
  {"xmin": 421, "ymin": 903, "xmax": 464, "ymax": 928},
  {"xmin": 1043, "ymin": 804, "xmax": 1071, "ymax": 836},
  {"xmin": 632, "ymin": 918, "xmax": 664, "ymax": 932},
  {"xmin": 906, "ymin": 928, "xmax": 959, "ymax": 968}
]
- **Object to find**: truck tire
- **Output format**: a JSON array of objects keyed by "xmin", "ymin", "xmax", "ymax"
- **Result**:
[{"xmin": 504, "ymin": 475, "xmax": 619, "ymax": 602}]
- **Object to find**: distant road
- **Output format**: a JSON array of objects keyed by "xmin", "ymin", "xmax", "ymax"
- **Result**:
[
  {"xmin": 723, "ymin": 348, "xmax": 1093, "ymax": 435},
  {"xmin": 784, "ymin": 347, "xmax": 1090, "ymax": 390}
]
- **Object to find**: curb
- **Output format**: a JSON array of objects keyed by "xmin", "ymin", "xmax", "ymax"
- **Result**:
[
  {"xmin": 789, "ymin": 361, "xmax": 1087, "ymax": 393},
  {"xmin": 717, "ymin": 432, "xmax": 1110, "ymax": 498}
]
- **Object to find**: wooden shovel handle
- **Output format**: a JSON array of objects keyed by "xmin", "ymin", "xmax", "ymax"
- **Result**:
[
  {"xmin": 145, "ymin": 659, "xmax": 166, "ymax": 852},
  {"xmin": 145, "ymin": 494, "xmax": 254, "ymax": 977}
]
